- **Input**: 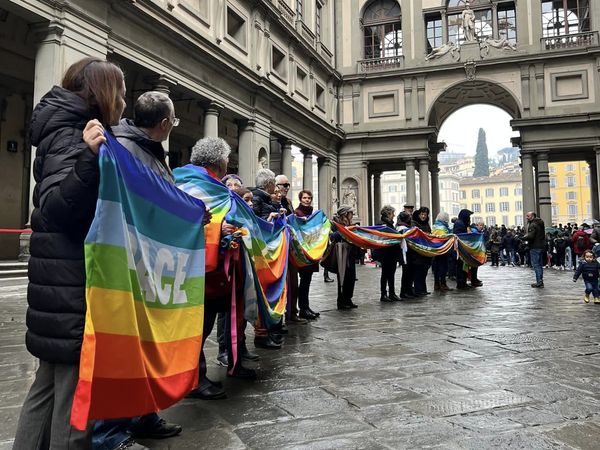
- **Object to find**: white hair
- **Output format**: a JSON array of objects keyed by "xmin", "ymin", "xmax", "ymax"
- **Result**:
[
  {"xmin": 435, "ymin": 211, "xmax": 450, "ymax": 223},
  {"xmin": 190, "ymin": 137, "xmax": 231, "ymax": 168},
  {"xmin": 256, "ymin": 168, "xmax": 276, "ymax": 189}
]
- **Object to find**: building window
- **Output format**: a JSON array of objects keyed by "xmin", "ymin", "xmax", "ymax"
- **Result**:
[
  {"xmin": 363, "ymin": 0, "xmax": 403, "ymax": 59},
  {"xmin": 296, "ymin": 0, "xmax": 303, "ymax": 21},
  {"xmin": 226, "ymin": 6, "xmax": 247, "ymax": 49},
  {"xmin": 315, "ymin": 83, "xmax": 325, "ymax": 110},
  {"xmin": 486, "ymin": 202, "xmax": 495, "ymax": 213},
  {"xmin": 568, "ymin": 204, "xmax": 578, "ymax": 216},
  {"xmin": 271, "ymin": 45, "xmax": 287, "ymax": 80},
  {"xmin": 550, "ymin": 177, "xmax": 557, "ymax": 188},
  {"xmin": 425, "ymin": 14, "xmax": 443, "ymax": 53},
  {"xmin": 296, "ymin": 66, "xmax": 308, "ymax": 96},
  {"xmin": 566, "ymin": 176, "xmax": 576, "ymax": 187},
  {"xmin": 472, "ymin": 203, "xmax": 481, "ymax": 213},
  {"xmin": 445, "ymin": 0, "xmax": 516, "ymax": 46},
  {"xmin": 500, "ymin": 201, "xmax": 510, "ymax": 212},
  {"xmin": 566, "ymin": 163, "xmax": 575, "ymax": 171},
  {"xmin": 316, "ymin": 2, "xmax": 322, "ymax": 41},
  {"xmin": 499, "ymin": 187, "xmax": 509, "ymax": 196},
  {"xmin": 472, "ymin": 189, "xmax": 480, "ymax": 198},
  {"xmin": 566, "ymin": 191, "xmax": 577, "ymax": 200},
  {"xmin": 552, "ymin": 204, "xmax": 560, "ymax": 217},
  {"xmin": 514, "ymin": 185, "xmax": 522, "ymax": 195},
  {"xmin": 486, "ymin": 216, "xmax": 496, "ymax": 226},
  {"xmin": 542, "ymin": 0, "xmax": 590, "ymax": 37},
  {"xmin": 585, "ymin": 174, "xmax": 590, "ymax": 186},
  {"xmin": 389, "ymin": 185, "xmax": 397, "ymax": 192},
  {"xmin": 461, "ymin": 190, "xmax": 466, "ymax": 199},
  {"xmin": 472, "ymin": 216, "xmax": 483, "ymax": 224},
  {"xmin": 515, "ymin": 200, "xmax": 523, "ymax": 211},
  {"xmin": 515, "ymin": 215, "xmax": 523, "ymax": 226},
  {"xmin": 502, "ymin": 215, "xmax": 509, "ymax": 225},
  {"xmin": 549, "ymin": 166, "xmax": 556, "ymax": 173},
  {"xmin": 485, "ymin": 188, "xmax": 494, "ymax": 197}
]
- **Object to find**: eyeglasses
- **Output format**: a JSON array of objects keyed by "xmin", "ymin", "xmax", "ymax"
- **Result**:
[
  {"xmin": 169, "ymin": 117, "xmax": 180, "ymax": 127},
  {"xmin": 277, "ymin": 183, "xmax": 290, "ymax": 188}
]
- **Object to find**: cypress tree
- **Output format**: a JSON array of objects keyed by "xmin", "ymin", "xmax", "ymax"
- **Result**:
[{"xmin": 473, "ymin": 128, "xmax": 489, "ymax": 177}]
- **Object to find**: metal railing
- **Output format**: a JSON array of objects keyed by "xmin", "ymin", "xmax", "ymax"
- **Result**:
[
  {"xmin": 358, "ymin": 55, "xmax": 404, "ymax": 72},
  {"xmin": 542, "ymin": 31, "xmax": 599, "ymax": 50}
]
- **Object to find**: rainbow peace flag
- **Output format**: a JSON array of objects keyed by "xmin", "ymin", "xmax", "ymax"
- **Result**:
[
  {"xmin": 174, "ymin": 166, "xmax": 288, "ymax": 329},
  {"xmin": 71, "ymin": 134, "xmax": 206, "ymax": 431},
  {"xmin": 288, "ymin": 211, "xmax": 331, "ymax": 268}
]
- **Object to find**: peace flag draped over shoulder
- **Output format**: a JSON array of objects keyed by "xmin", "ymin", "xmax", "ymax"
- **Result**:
[
  {"xmin": 288, "ymin": 211, "xmax": 331, "ymax": 268},
  {"xmin": 333, "ymin": 223, "xmax": 486, "ymax": 266},
  {"xmin": 71, "ymin": 134, "xmax": 206, "ymax": 431},
  {"xmin": 174, "ymin": 165, "xmax": 290, "ymax": 329}
]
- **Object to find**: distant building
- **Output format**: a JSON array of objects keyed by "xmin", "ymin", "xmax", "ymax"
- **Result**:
[{"xmin": 549, "ymin": 162, "xmax": 591, "ymax": 225}]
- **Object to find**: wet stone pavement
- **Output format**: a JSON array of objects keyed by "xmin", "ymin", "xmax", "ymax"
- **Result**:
[{"xmin": 2, "ymin": 264, "xmax": 600, "ymax": 449}]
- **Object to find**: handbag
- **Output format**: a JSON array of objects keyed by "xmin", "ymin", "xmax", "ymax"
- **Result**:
[{"xmin": 320, "ymin": 243, "xmax": 338, "ymax": 273}]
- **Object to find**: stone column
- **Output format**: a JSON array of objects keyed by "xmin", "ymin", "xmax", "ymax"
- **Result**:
[
  {"xmin": 588, "ymin": 159, "xmax": 599, "ymax": 220},
  {"xmin": 419, "ymin": 159, "xmax": 431, "ymax": 208},
  {"xmin": 367, "ymin": 174, "xmax": 373, "ymax": 225},
  {"xmin": 373, "ymin": 171, "xmax": 382, "ymax": 219},
  {"xmin": 317, "ymin": 157, "xmax": 331, "ymax": 215},
  {"xmin": 147, "ymin": 75, "xmax": 176, "ymax": 161},
  {"xmin": 238, "ymin": 120, "xmax": 256, "ymax": 186},
  {"xmin": 302, "ymin": 149, "xmax": 313, "ymax": 191},
  {"xmin": 521, "ymin": 152, "xmax": 536, "ymax": 222},
  {"xmin": 405, "ymin": 159, "xmax": 416, "ymax": 207},
  {"xmin": 203, "ymin": 101, "xmax": 223, "ymax": 138},
  {"xmin": 430, "ymin": 162, "xmax": 440, "ymax": 219},
  {"xmin": 536, "ymin": 151, "xmax": 552, "ymax": 225},
  {"xmin": 280, "ymin": 140, "xmax": 294, "ymax": 180}
]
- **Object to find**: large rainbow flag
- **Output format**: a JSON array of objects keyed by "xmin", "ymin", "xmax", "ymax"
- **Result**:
[
  {"xmin": 288, "ymin": 210, "xmax": 331, "ymax": 268},
  {"xmin": 71, "ymin": 134, "xmax": 206, "ymax": 430}
]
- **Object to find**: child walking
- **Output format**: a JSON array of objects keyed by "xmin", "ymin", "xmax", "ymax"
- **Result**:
[{"xmin": 573, "ymin": 250, "xmax": 600, "ymax": 303}]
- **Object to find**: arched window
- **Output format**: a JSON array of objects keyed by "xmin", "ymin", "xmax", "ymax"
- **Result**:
[
  {"xmin": 542, "ymin": 0, "xmax": 590, "ymax": 37},
  {"xmin": 362, "ymin": 0, "xmax": 402, "ymax": 60}
]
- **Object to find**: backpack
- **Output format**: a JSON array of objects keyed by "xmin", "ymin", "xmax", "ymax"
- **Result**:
[{"xmin": 576, "ymin": 235, "xmax": 587, "ymax": 251}]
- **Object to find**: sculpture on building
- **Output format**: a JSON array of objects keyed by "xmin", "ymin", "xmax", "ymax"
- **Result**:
[
  {"xmin": 461, "ymin": 1, "xmax": 476, "ymax": 42},
  {"xmin": 258, "ymin": 155, "xmax": 269, "ymax": 170},
  {"xmin": 331, "ymin": 177, "xmax": 339, "ymax": 210},
  {"xmin": 425, "ymin": 42, "xmax": 460, "ymax": 61},
  {"xmin": 480, "ymin": 37, "xmax": 518, "ymax": 56},
  {"xmin": 341, "ymin": 178, "xmax": 359, "ymax": 213}
]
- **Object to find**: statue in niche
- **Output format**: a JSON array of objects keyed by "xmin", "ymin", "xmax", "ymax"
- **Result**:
[
  {"xmin": 425, "ymin": 42, "xmax": 460, "ymax": 61},
  {"xmin": 258, "ymin": 155, "xmax": 268, "ymax": 170},
  {"xmin": 480, "ymin": 37, "xmax": 517, "ymax": 56},
  {"xmin": 341, "ymin": 178, "xmax": 359, "ymax": 212},
  {"xmin": 461, "ymin": 1, "xmax": 476, "ymax": 43},
  {"xmin": 331, "ymin": 178, "xmax": 339, "ymax": 211}
]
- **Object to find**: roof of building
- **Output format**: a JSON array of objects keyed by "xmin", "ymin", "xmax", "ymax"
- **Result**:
[{"xmin": 460, "ymin": 172, "xmax": 522, "ymax": 186}]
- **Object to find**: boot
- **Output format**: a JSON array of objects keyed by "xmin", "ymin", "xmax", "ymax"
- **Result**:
[
  {"xmin": 380, "ymin": 293, "xmax": 394, "ymax": 302},
  {"xmin": 434, "ymin": 281, "xmax": 441, "ymax": 291}
]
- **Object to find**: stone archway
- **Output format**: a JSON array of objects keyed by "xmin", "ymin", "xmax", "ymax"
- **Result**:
[{"xmin": 427, "ymin": 79, "xmax": 522, "ymax": 129}]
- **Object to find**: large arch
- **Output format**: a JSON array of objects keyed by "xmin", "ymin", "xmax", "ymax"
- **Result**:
[{"xmin": 427, "ymin": 79, "xmax": 522, "ymax": 129}]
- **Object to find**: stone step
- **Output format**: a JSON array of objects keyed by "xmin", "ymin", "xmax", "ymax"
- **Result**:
[{"xmin": 0, "ymin": 261, "xmax": 28, "ymax": 279}]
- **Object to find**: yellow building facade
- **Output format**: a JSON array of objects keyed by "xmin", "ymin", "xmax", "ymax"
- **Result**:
[
  {"xmin": 460, "ymin": 174, "xmax": 524, "ymax": 228},
  {"xmin": 549, "ymin": 162, "xmax": 592, "ymax": 225}
]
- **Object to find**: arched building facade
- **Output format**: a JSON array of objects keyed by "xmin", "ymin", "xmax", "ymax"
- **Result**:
[{"xmin": 0, "ymin": 0, "xmax": 599, "ymax": 257}]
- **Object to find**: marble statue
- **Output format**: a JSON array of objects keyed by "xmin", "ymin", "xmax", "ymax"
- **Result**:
[
  {"xmin": 258, "ymin": 155, "xmax": 268, "ymax": 170},
  {"xmin": 331, "ymin": 178, "xmax": 339, "ymax": 210},
  {"xmin": 342, "ymin": 188, "xmax": 357, "ymax": 212},
  {"xmin": 425, "ymin": 42, "xmax": 460, "ymax": 61},
  {"xmin": 461, "ymin": 1, "xmax": 476, "ymax": 42},
  {"xmin": 480, "ymin": 37, "xmax": 517, "ymax": 56}
]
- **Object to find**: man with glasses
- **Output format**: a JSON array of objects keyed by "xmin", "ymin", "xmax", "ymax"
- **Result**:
[{"xmin": 275, "ymin": 174, "xmax": 294, "ymax": 215}]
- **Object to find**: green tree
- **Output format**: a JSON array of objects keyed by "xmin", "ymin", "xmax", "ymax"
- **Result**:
[{"xmin": 473, "ymin": 128, "xmax": 490, "ymax": 177}]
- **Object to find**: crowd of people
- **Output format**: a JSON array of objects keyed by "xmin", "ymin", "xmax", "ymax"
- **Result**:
[{"xmin": 13, "ymin": 56, "xmax": 600, "ymax": 450}]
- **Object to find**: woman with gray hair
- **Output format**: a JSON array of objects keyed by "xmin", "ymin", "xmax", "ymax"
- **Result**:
[
  {"xmin": 251, "ymin": 168, "xmax": 281, "ymax": 222},
  {"xmin": 375, "ymin": 205, "xmax": 402, "ymax": 302},
  {"xmin": 190, "ymin": 136, "xmax": 230, "ymax": 176},
  {"xmin": 330, "ymin": 206, "xmax": 359, "ymax": 310},
  {"xmin": 431, "ymin": 211, "xmax": 453, "ymax": 292}
]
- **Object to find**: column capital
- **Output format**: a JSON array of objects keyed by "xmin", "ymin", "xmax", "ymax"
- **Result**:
[
  {"xmin": 301, "ymin": 148, "xmax": 313, "ymax": 157},
  {"xmin": 317, "ymin": 156, "xmax": 331, "ymax": 166},
  {"xmin": 536, "ymin": 151, "xmax": 549, "ymax": 162},
  {"xmin": 361, "ymin": 161, "xmax": 369, "ymax": 169},
  {"xmin": 237, "ymin": 118, "xmax": 256, "ymax": 131},
  {"xmin": 145, "ymin": 74, "xmax": 178, "ymax": 95},
  {"xmin": 419, "ymin": 158, "xmax": 430, "ymax": 166},
  {"xmin": 371, "ymin": 170, "xmax": 382, "ymax": 178},
  {"xmin": 31, "ymin": 20, "xmax": 64, "ymax": 43},
  {"xmin": 404, "ymin": 159, "xmax": 416, "ymax": 168},
  {"xmin": 594, "ymin": 146, "xmax": 600, "ymax": 154},
  {"xmin": 205, "ymin": 101, "xmax": 225, "ymax": 116}
]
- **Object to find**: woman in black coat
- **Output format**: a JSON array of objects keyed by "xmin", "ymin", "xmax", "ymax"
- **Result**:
[
  {"xmin": 411, "ymin": 207, "xmax": 433, "ymax": 296},
  {"xmin": 376, "ymin": 205, "xmax": 402, "ymax": 302},
  {"xmin": 14, "ymin": 58, "xmax": 126, "ymax": 449}
]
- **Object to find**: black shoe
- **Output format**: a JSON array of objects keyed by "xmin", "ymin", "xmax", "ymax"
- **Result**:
[
  {"xmin": 348, "ymin": 301, "xmax": 358, "ymax": 308},
  {"xmin": 131, "ymin": 418, "xmax": 182, "ymax": 440},
  {"xmin": 400, "ymin": 293, "xmax": 410, "ymax": 299},
  {"xmin": 254, "ymin": 337, "xmax": 282, "ymax": 349},
  {"xmin": 299, "ymin": 309, "xmax": 318, "ymax": 320},
  {"xmin": 227, "ymin": 366, "xmax": 257, "ymax": 380},
  {"xmin": 456, "ymin": 284, "xmax": 470, "ymax": 290},
  {"xmin": 337, "ymin": 303, "xmax": 352, "ymax": 310},
  {"xmin": 380, "ymin": 294, "xmax": 394, "ymax": 302},
  {"xmin": 187, "ymin": 380, "xmax": 226, "ymax": 400},
  {"xmin": 308, "ymin": 308, "xmax": 320, "ymax": 317},
  {"xmin": 389, "ymin": 294, "xmax": 402, "ymax": 301},
  {"xmin": 471, "ymin": 280, "xmax": 483, "ymax": 287},
  {"xmin": 242, "ymin": 349, "xmax": 260, "ymax": 361},
  {"xmin": 324, "ymin": 277, "xmax": 335, "ymax": 283},
  {"xmin": 531, "ymin": 282, "xmax": 544, "ymax": 288}
]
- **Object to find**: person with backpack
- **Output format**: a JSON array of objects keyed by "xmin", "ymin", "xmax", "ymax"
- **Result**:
[
  {"xmin": 553, "ymin": 233, "xmax": 568, "ymax": 270},
  {"xmin": 572, "ymin": 225, "xmax": 591, "ymax": 267},
  {"xmin": 524, "ymin": 211, "xmax": 545, "ymax": 288}
]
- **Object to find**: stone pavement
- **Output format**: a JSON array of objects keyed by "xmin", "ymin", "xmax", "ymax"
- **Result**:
[{"xmin": 2, "ymin": 264, "xmax": 600, "ymax": 449}]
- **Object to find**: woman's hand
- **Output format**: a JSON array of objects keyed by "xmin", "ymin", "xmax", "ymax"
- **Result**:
[
  {"xmin": 268, "ymin": 212, "xmax": 279, "ymax": 222},
  {"xmin": 83, "ymin": 120, "xmax": 106, "ymax": 154},
  {"xmin": 221, "ymin": 221, "xmax": 236, "ymax": 235}
]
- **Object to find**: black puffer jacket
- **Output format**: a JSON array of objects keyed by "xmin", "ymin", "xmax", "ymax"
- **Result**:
[
  {"xmin": 251, "ymin": 188, "xmax": 278, "ymax": 220},
  {"xmin": 27, "ymin": 86, "xmax": 100, "ymax": 364}
]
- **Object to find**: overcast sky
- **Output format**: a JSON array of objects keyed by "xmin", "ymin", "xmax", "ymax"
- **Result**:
[{"xmin": 438, "ymin": 105, "xmax": 520, "ymax": 158}]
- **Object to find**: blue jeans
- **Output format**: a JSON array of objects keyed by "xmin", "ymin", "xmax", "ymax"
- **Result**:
[
  {"xmin": 584, "ymin": 280, "xmax": 600, "ymax": 297},
  {"xmin": 93, "ymin": 413, "xmax": 161, "ymax": 450},
  {"xmin": 530, "ymin": 248, "xmax": 544, "ymax": 284}
]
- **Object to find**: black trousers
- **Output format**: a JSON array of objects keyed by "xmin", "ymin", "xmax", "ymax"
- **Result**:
[
  {"xmin": 490, "ymin": 252, "xmax": 499, "ymax": 266},
  {"xmin": 337, "ymin": 262, "xmax": 356, "ymax": 305},
  {"xmin": 432, "ymin": 256, "xmax": 448, "ymax": 283},
  {"xmin": 413, "ymin": 263, "xmax": 431, "ymax": 294},
  {"xmin": 400, "ymin": 263, "xmax": 414, "ymax": 295},
  {"xmin": 298, "ymin": 271, "xmax": 313, "ymax": 310},
  {"xmin": 380, "ymin": 259, "xmax": 397, "ymax": 295}
]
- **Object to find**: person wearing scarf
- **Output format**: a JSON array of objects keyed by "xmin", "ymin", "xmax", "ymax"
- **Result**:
[
  {"xmin": 376, "ymin": 205, "xmax": 403, "ymax": 302},
  {"xmin": 431, "ymin": 211, "xmax": 454, "ymax": 292},
  {"xmin": 331, "ymin": 206, "xmax": 359, "ymax": 310},
  {"xmin": 411, "ymin": 207, "xmax": 433, "ymax": 296}
]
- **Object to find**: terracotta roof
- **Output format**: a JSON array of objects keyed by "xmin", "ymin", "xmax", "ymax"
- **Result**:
[{"xmin": 460, "ymin": 173, "xmax": 522, "ymax": 185}]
